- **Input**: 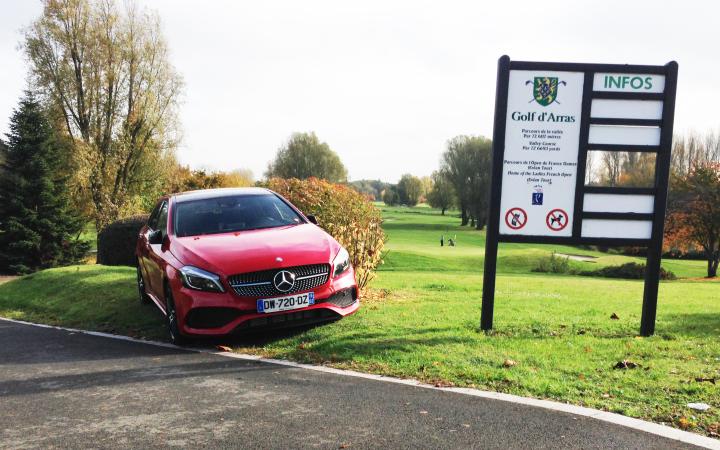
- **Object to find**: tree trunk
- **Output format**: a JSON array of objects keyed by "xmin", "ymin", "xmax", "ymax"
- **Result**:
[
  {"xmin": 461, "ymin": 205, "xmax": 468, "ymax": 226},
  {"xmin": 441, "ymin": 207, "xmax": 446, "ymax": 216},
  {"xmin": 709, "ymin": 258, "xmax": 719, "ymax": 278},
  {"xmin": 470, "ymin": 217, "xmax": 476, "ymax": 228}
]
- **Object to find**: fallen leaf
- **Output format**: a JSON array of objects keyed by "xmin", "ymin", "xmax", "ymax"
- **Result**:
[
  {"xmin": 216, "ymin": 345, "xmax": 232, "ymax": 352},
  {"xmin": 503, "ymin": 359, "xmax": 517, "ymax": 368},
  {"xmin": 339, "ymin": 444, "xmax": 350, "ymax": 449},
  {"xmin": 610, "ymin": 313, "xmax": 620, "ymax": 320},
  {"xmin": 578, "ymin": 374, "xmax": 585, "ymax": 380},
  {"xmin": 694, "ymin": 377, "xmax": 716, "ymax": 384},
  {"xmin": 613, "ymin": 360, "xmax": 639, "ymax": 370},
  {"xmin": 678, "ymin": 417, "xmax": 693, "ymax": 429},
  {"xmin": 419, "ymin": 410, "xmax": 428, "ymax": 415},
  {"xmin": 708, "ymin": 422, "xmax": 719, "ymax": 437},
  {"xmin": 687, "ymin": 402, "xmax": 711, "ymax": 412}
]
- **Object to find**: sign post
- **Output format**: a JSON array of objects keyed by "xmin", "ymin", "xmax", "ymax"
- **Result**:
[{"xmin": 481, "ymin": 56, "xmax": 678, "ymax": 336}]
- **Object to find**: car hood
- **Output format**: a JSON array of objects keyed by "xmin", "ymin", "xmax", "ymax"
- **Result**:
[{"xmin": 170, "ymin": 224, "xmax": 340, "ymax": 276}]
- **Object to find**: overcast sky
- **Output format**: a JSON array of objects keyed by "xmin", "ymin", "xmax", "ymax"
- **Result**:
[{"xmin": 2, "ymin": 1, "xmax": 719, "ymax": 182}]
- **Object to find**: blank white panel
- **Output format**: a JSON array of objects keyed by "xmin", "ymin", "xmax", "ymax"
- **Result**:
[
  {"xmin": 581, "ymin": 219, "xmax": 653, "ymax": 239},
  {"xmin": 583, "ymin": 194, "xmax": 655, "ymax": 213},
  {"xmin": 588, "ymin": 125, "xmax": 661, "ymax": 146},
  {"xmin": 590, "ymin": 99, "xmax": 663, "ymax": 120}
]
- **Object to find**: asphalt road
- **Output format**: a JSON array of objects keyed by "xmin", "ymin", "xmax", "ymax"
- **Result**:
[{"xmin": 0, "ymin": 320, "xmax": 703, "ymax": 449}]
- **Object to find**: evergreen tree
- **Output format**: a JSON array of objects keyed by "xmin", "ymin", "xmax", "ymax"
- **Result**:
[{"xmin": 0, "ymin": 93, "xmax": 89, "ymax": 274}]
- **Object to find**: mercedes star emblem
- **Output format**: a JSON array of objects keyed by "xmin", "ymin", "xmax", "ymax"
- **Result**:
[{"xmin": 273, "ymin": 270, "xmax": 296, "ymax": 293}]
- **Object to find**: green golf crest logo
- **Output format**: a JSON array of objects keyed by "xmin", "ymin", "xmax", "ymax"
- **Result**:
[{"xmin": 526, "ymin": 77, "xmax": 566, "ymax": 106}]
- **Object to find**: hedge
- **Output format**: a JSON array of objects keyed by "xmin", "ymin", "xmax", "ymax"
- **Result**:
[
  {"xmin": 97, "ymin": 214, "xmax": 149, "ymax": 266},
  {"xmin": 267, "ymin": 178, "xmax": 386, "ymax": 291}
]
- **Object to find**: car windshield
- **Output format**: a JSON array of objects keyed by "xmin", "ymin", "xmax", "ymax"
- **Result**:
[{"xmin": 173, "ymin": 194, "xmax": 303, "ymax": 237}]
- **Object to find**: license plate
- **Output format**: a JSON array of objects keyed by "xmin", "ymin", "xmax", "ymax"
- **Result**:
[{"xmin": 257, "ymin": 292, "xmax": 315, "ymax": 314}]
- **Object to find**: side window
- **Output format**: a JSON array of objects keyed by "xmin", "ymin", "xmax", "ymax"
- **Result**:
[
  {"xmin": 157, "ymin": 202, "xmax": 169, "ymax": 236},
  {"xmin": 147, "ymin": 201, "xmax": 163, "ymax": 230}
]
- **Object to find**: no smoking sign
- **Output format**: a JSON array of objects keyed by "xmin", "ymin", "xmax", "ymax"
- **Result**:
[{"xmin": 505, "ymin": 207, "xmax": 527, "ymax": 230}]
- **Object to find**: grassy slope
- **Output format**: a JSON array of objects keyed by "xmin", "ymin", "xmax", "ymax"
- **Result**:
[
  {"xmin": 0, "ymin": 265, "xmax": 165, "ymax": 340},
  {"xmin": 0, "ymin": 204, "xmax": 717, "ymax": 435}
]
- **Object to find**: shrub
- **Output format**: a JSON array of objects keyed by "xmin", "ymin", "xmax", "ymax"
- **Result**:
[
  {"xmin": 97, "ymin": 214, "xmax": 149, "ymax": 266},
  {"xmin": 580, "ymin": 262, "xmax": 676, "ymax": 280},
  {"xmin": 382, "ymin": 187, "xmax": 400, "ymax": 206},
  {"xmin": 267, "ymin": 178, "xmax": 386, "ymax": 291},
  {"xmin": 532, "ymin": 253, "xmax": 572, "ymax": 274}
]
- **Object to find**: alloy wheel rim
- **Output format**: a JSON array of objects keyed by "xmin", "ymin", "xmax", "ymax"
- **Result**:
[
  {"xmin": 167, "ymin": 296, "xmax": 177, "ymax": 339},
  {"xmin": 137, "ymin": 267, "xmax": 144, "ymax": 291}
]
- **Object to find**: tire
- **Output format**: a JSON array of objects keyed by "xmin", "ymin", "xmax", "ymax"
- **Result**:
[
  {"xmin": 136, "ymin": 263, "xmax": 151, "ymax": 304},
  {"xmin": 165, "ymin": 284, "xmax": 190, "ymax": 346}
]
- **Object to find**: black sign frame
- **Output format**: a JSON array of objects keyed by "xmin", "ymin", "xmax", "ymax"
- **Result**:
[{"xmin": 481, "ymin": 56, "xmax": 678, "ymax": 336}]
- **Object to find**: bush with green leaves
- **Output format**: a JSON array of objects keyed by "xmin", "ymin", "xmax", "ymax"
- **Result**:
[
  {"xmin": 267, "ymin": 178, "xmax": 385, "ymax": 291},
  {"xmin": 97, "ymin": 215, "xmax": 149, "ymax": 266},
  {"xmin": 532, "ymin": 253, "xmax": 572, "ymax": 274},
  {"xmin": 581, "ymin": 262, "xmax": 676, "ymax": 280}
]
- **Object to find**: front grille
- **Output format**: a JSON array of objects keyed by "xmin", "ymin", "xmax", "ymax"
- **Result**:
[{"xmin": 228, "ymin": 264, "xmax": 330, "ymax": 298}]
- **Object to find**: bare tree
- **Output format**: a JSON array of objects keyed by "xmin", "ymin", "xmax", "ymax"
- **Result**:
[
  {"xmin": 24, "ymin": 0, "xmax": 183, "ymax": 228},
  {"xmin": 672, "ymin": 130, "xmax": 720, "ymax": 176},
  {"xmin": 600, "ymin": 151, "xmax": 623, "ymax": 186}
]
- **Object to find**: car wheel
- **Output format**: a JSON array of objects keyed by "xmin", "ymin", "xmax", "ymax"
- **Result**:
[
  {"xmin": 165, "ymin": 285, "xmax": 189, "ymax": 346},
  {"xmin": 136, "ymin": 263, "xmax": 151, "ymax": 304}
]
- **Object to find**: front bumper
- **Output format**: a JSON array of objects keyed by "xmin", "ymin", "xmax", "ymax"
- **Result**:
[{"xmin": 170, "ymin": 268, "xmax": 359, "ymax": 337}]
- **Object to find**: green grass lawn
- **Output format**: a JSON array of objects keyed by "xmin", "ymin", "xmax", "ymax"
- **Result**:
[{"xmin": 0, "ymin": 204, "xmax": 718, "ymax": 436}]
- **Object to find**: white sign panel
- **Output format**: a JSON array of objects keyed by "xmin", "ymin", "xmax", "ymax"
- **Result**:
[
  {"xmin": 581, "ymin": 219, "xmax": 653, "ymax": 240},
  {"xmin": 498, "ymin": 71, "xmax": 584, "ymax": 237},
  {"xmin": 583, "ymin": 194, "xmax": 655, "ymax": 214},
  {"xmin": 588, "ymin": 125, "xmax": 661, "ymax": 146},
  {"xmin": 593, "ymin": 73, "xmax": 665, "ymax": 93},
  {"xmin": 590, "ymin": 99, "xmax": 663, "ymax": 120}
]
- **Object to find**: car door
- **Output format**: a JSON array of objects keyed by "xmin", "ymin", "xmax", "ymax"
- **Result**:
[
  {"xmin": 145, "ymin": 200, "xmax": 169, "ymax": 302},
  {"xmin": 138, "ymin": 201, "xmax": 161, "ymax": 294}
]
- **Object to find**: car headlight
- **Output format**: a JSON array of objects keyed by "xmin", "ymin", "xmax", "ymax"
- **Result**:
[
  {"xmin": 179, "ymin": 266, "xmax": 225, "ymax": 292},
  {"xmin": 332, "ymin": 248, "xmax": 351, "ymax": 278}
]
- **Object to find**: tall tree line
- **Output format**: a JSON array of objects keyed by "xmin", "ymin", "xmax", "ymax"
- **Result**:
[{"xmin": 24, "ymin": 0, "xmax": 183, "ymax": 228}]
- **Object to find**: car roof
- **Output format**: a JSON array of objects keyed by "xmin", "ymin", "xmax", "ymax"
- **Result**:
[{"xmin": 172, "ymin": 187, "xmax": 274, "ymax": 203}]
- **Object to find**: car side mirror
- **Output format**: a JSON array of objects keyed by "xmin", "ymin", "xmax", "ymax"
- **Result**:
[
  {"xmin": 306, "ymin": 215, "xmax": 318, "ymax": 225},
  {"xmin": 148, "ymin": 229, "xmax": 163, "ymax": 245}
]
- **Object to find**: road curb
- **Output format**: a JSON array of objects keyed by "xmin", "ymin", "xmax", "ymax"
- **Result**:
[{"xmin": 1, "ymin": 316, "xmax": 718, "ymax": 449}]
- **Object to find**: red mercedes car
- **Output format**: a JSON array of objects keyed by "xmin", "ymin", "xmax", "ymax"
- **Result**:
[{"xmin": 135, "ymin": 188, "xmax": 359, "ymax": 344}]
